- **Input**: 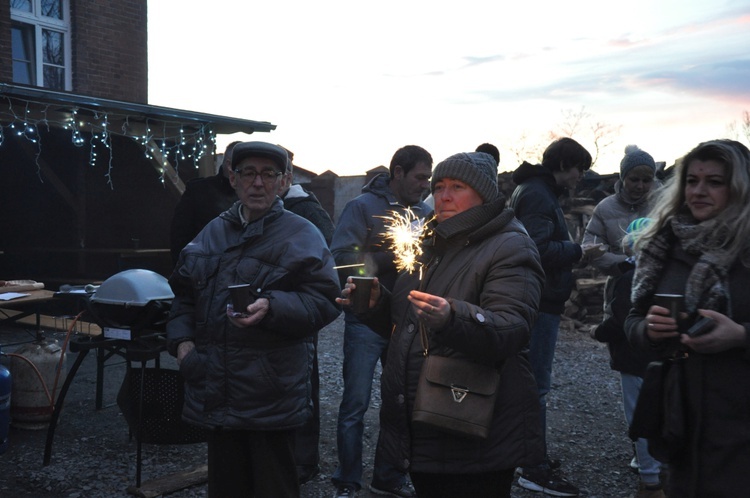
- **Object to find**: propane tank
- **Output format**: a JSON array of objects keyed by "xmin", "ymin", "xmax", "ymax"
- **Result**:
[
  {"xmin": 0, "ymin": 347, "xmax": 11, "ymax": 454},
  {"xmin": 9, "ymin": 339, "xmax": 66, "ymax": 430}
]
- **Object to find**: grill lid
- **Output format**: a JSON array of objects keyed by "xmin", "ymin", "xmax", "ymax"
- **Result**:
[{"xmin": 90, "ymin": 269, "xmax": 174, "ymax": 306}]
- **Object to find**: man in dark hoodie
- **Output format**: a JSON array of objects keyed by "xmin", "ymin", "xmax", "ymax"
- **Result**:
[
  {"xmin": 278, "ymin": 147, "xmax": 335, "ymax": 245},
  {"xmin": 330, "ymin": 145, "xmax": 432, "ymax": 498},
  {"xmin": 509, "ymin": 137, "xmax": 591, "ymax": 497}
]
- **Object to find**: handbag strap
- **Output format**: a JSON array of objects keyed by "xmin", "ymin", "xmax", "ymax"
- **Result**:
[{"xmin": 419, "ymin": 321, "xmax": 429, "ymax": 357}]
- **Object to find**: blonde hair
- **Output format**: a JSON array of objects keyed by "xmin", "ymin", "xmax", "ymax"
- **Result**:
[{"xmin": 634, "ymin": 139, "xmax": 750, "ymax": 263}]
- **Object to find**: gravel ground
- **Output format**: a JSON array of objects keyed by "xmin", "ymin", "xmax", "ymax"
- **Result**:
[{"xmin": 0, "ymin": 314, "xmax": 642, "ymax": 497}]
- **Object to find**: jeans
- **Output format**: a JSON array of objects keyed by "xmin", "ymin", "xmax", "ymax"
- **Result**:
[
  {"xmin": 527, "ymin": 311, "xmax": 561, "ymax": 460},
  {"xmin": 621, "ymin": 373, "xmax": 662, "ymax": 485},
  {"xmin": 332, "ymin": 314, "xmax": 405, "ymax": 491}
]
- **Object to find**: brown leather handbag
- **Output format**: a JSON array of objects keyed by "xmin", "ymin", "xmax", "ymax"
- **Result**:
[{"xmin": 411, "ymin": 323, "xmax": 500, "ymax": 439}]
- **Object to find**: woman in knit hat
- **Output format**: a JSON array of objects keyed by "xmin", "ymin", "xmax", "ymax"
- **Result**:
[
  {"xmin": 583, "ymin": 144, "xmax": 657, "ymax": 274},
  {"xmin": 338, "ymin": 151, "xmax": 545, "ymax": 497},
  {"xmin": 582, "ymin": 146, "xmax": 664, "ymax": 497}
]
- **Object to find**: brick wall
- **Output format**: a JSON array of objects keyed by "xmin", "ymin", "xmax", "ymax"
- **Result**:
[
  {"xmin": 70, "ymin": 0, "xmax": 148, "ymax": 102},
  {"xmin": 0, "ymin": 1, "xmax": 11, "ymax": 83},
  {"xmin": 0, "ymin": 1, "xmax": 148, "ymax": 101}
]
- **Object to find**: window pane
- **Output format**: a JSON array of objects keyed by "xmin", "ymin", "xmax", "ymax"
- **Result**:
[
  {"xmin": 11, "ymin": 26, "xmax": 31, "ymax": 60},
  {"xmin": 42, "ymin": 29, "xmax": 63, "ymax": 65},
  {"xmin": 41, "ymin": 0, "xmax": 62, "ymax": 19},
  {"xmin": 11, "ymin": 24, "xmax": 35, "ymax": 85},
  {"xmin": 13, "ymin": 61, "xmax": 33, "ymax": 85},
  {"xmin": 10, "ymin": 0, "xmax": 32, "ymax": 13},
  {"xmin": 43, "ymin": 65, "xmax": 64, "ymax": 90}
]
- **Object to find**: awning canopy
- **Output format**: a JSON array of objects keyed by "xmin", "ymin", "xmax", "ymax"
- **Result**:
[
  {"xmin": 0, "ymin": 83, "xmax": 277, "ymax": 193},
  {"xmin": 0, "ymin": 83, "xmax": 276, "ymax": 137}
]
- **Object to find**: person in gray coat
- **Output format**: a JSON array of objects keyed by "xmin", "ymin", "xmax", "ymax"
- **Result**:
[
  {"xmin": 340, "ymin": 151, "xmax": 545, "ymax": 497},
  {"xmin": 167, "ymin": 141, "xmax": 341, "ymax": 498},
  {"xmin": 583, "ymin": 146, "xmax": 664, "ymax": 497}
]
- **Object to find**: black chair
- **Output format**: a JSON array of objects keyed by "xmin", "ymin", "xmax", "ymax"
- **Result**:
[{"xmin": 117, "ymin": 367, "xmax": 208, "ymax": 487}]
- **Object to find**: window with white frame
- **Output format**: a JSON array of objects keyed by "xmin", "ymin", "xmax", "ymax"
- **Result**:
[{"xmin": 11, "ymin": 0, "xmax": 71, "ymax": 91}]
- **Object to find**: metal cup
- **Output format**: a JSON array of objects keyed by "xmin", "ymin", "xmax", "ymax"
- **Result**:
[
  {"xmin": 653, "ymin": 294, "xmax": 684, "ymax": 320},
  {"xmin": 348, "ymin": 276, "xmax": 374, "ymax": 314}
]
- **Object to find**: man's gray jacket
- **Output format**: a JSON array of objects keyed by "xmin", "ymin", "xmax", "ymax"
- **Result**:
[{"xmin": 167, "ymin": 198, "xmax": 341, "ymax": 430}]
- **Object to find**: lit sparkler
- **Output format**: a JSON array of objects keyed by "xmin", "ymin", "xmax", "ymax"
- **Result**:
[
  {"xmin": 333, "ymin": 263, "xmax": 366, "ymax": 270},
  {"xmin": 380, "ymin": 209, "xmax": 433, "ymax": 279}
]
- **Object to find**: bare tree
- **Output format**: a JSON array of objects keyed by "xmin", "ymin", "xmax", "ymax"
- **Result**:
[
  {"xmin": 504, "ymin": 130, "xmax": 546, "ymax": 167},
  {"xmin": 553, "ymin": 106, "xmax": 621, "ymax": 167},
  {"xmin": 727, "ymin": 110, "xmax": 750, "ymax": 146},
  {"xmin": 505, "ymin": 106, "xmax": 621, "ymax": 169},
  {"xmin": 588, "ymin": 120, "xmax": 622, "ymax": 166},
  {"xmin": 556, "ymin": 106, "xmax": 590, "ymax": 138}
]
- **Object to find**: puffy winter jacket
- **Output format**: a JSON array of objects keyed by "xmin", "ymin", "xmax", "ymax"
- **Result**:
[
  {"xmin": 167, "ymin": 199, "xmax": 341, "ymax": 430},
  {"xmin": 374, "ymin": 198, "xmax": 545, "ymax": 474},
  {"xmin": 582, "ymin": 181, "xmax": 653, "ymax": 277}
]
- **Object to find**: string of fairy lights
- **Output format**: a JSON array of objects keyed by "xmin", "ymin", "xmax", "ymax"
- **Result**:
[{"xmin": 0, "ymin": 94, "xmax": 216, "ymax": 189}]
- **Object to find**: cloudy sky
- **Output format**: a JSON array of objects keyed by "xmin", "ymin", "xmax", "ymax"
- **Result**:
[{"xmin": 148, "ymin": 0, "xmax": 750, "ymax": 176}]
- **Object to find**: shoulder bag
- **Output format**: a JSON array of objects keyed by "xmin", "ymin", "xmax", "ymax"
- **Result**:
[
  {"xmin": 629, "ymin": 354, "xmax": 688, "ymax": 462},
  {"xmin": 411, "ymin": 322, "xmax": 500, "ymax": 439}
]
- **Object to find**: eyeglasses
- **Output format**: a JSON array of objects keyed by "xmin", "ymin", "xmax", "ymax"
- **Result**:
[{"xmin": 233, "ymin": 168, "xmax": 282, "ymax": 185}]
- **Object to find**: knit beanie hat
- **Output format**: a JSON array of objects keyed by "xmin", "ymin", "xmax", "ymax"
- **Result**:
[
  {"xmin": 620, "ymin": 145, "xmax": 656, "ymax": 180},
  {"xmin": 431, "ymin": 152, "xmax": 498, "ymax": 203}
]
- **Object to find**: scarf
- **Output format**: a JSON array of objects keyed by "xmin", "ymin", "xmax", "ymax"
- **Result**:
[{"xmin": 631, "ymin": 214, "xmax": 732, "ymax": 317}]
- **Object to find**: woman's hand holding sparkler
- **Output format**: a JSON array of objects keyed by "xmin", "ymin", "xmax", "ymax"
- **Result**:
[{"xmin": 408, "ymin": 290, "xmax": 450, "ymax": 329}]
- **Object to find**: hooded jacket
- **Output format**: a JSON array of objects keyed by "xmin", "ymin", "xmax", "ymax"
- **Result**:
[
  {"xmin": 509, "ymin": 162, "xmax": 582, "ymax": 314},
  {"xmin": 330, "ymin": 173, "xmax": 429, "ymax": 291},
  {"xmin": 281, "ymin": 184, "xmax": 335, "ymax": 246},
  {"xmin": 373, "ymin": 198, "xmax": 545, "ymax": 474},
  {"xmin": 167, "ymin": 198, "xmax": 341, "ymax": 430}
]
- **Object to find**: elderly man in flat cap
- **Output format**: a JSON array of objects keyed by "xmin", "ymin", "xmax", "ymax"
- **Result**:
[{"xmin": 167, "ymin": 141, "xmax": 341, "ymax": 497}]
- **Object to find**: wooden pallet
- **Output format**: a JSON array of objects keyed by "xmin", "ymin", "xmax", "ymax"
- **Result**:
[{"xmin": 126, "ymin": 465, "xmax": 207, "ymax": 498}]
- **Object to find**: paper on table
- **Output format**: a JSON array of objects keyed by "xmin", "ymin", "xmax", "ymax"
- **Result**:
[
  {"xmin": 0, "ymin": 292, "xmax": 31, "ymax": 301},
  {"xmin": 0, "ymin": 281, "xmax": 45, "ymax": 293}
]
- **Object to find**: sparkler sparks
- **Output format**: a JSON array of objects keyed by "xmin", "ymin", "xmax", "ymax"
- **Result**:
[{"xmin": 380, "ymin": 209, "xmax": 432, "ymax": 278}]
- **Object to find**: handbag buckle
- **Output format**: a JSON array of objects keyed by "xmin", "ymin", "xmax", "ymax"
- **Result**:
[{"xmin": 450, "ymin": 385, "xmax": 468, "ymax": 403}]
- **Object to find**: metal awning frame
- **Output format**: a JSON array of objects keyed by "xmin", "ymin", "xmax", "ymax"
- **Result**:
[{"xmin": 0, "ymin": 83, "xmax": 277, "ymax": 193}]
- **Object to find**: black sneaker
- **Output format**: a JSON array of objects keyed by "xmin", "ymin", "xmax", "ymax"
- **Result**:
[
  {"xmin": 518, "ymin": 467, "xmax": 579, "ymax": 497},
  {"xmin": 334, "ymin": 485, "xmax": 356, "ymax": 498},
  {"xmin": 368, "ymin": 481, "xmax": 416, "ymax": 498}
]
